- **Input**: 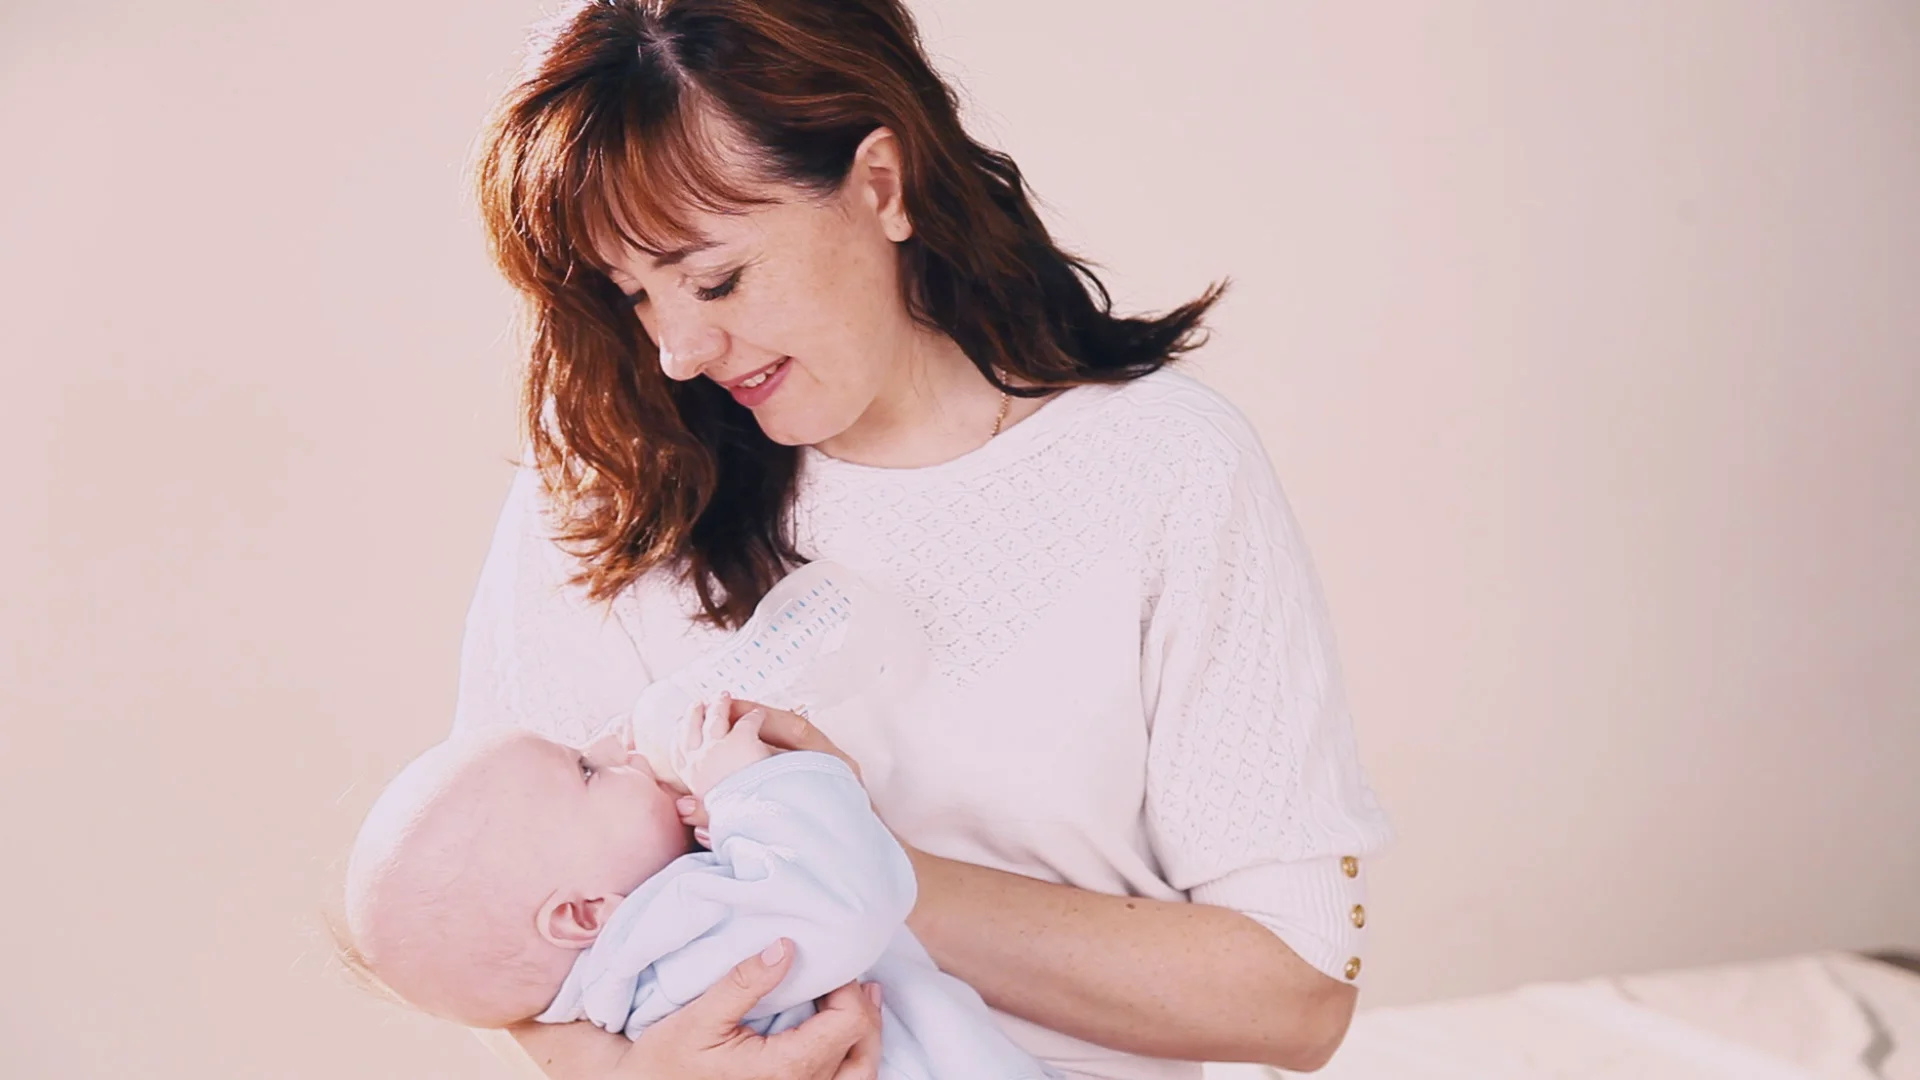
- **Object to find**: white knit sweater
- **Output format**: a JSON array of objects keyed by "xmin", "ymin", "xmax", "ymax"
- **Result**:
[{"xmin": 452, "ymin": 367, "xmax": 1394, "ymax": 1080}]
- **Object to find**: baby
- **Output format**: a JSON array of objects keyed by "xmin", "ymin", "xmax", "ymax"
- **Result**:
[{"xmin": 343, "ymin": 569, "xmax": 1057, "ymax": 1078}]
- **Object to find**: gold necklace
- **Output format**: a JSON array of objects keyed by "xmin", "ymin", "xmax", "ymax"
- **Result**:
[{"xmin": 989, "ymin": 369, "xmax": 1012, "ymax": 438}]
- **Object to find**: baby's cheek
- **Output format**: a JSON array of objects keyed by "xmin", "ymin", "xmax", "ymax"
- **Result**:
[{"xmin": 639, "ymin": 789, "xmax": 693, "ymax": 859}]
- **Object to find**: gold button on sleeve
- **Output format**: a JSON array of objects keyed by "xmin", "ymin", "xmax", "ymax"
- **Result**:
[
  {"xmin": 1340, "ymin": 855, "xmax": 1359, "ymax": 878},
  {"xmin": 1350, "ymin": 904, "xmax": 1366, "ymax": 928},
  {"xmin": 1344, "ymin": 957, "xmax": 1362, "ymax": 981}
]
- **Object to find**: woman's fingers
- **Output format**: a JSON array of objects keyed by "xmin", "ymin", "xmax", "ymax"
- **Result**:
[
  {"xmin": 732, "ymin": 708, "xmax": 767, "ymax": 743},
  {"xmin": 830, "ymin": 983, "xmax": 884, "ymax": 1080},
  {"xmin": 769, "ymin": 979, "xmax": 883, "ymax": 1080},
  {"xmin": 676, "ymin": 938, "xmax": 794, "ymax": 1034},
  {"xmin": 632, "ymin": 939, "xmax": 870, "ymax": 1080},
  {"xmin": 730, "ymin": 697, "xmax": 816, "ymax": 749},
  {"xmin": 728, "ymin": 697, "xmax": 863, "ymax": 785}
]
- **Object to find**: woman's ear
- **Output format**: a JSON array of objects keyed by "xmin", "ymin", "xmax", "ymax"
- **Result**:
[
  {"xmin": 535, "ymin": 891, "xmax": 626, "ymax": 950},
  {"xmin": 851, "ymin": 126, "xmax": 912, "ymax": 243}
]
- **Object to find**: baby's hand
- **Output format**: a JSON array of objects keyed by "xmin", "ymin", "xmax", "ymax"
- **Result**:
[{"xmin": 672, "ymin": 692, "xmax": 773, "ymax": 799}]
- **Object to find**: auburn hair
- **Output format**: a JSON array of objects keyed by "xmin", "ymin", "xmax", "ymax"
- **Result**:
[{"xmin": 471, "ymin": 0, "xmax": 1227, "ymax": 628}]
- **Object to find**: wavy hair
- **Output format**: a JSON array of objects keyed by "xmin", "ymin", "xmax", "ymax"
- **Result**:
[{"xmin": 471, "ymin": 0, "xmax": 1227, "ymax": 627}]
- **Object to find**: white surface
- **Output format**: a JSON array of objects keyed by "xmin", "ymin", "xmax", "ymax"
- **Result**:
[{"xmin": 1204, "ymin": 952, "xmax": 1920, "ymax": 1079}]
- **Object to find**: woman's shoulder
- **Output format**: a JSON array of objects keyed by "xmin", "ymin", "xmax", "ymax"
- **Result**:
[{"xmin": 1087, "ymin": 366, "xmax": 1275, "ymax": 479}]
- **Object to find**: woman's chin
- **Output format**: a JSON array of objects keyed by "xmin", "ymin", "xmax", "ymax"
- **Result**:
[
  {"xmin": 752, "ymin": 410, "xmax": 844, "ymax": 449},
  {"xmin": 753, "ymin": 420, "xmax": 813, "ymax": 447}
]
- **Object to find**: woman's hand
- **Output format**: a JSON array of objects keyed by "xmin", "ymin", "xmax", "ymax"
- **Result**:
[
  {"xmin": 676, "ymin": 698, "xmax": 865, "ymax": 834},
  {"xmin": 514, "ymin": 938, "xmax": 883, "ymax": 1079}
]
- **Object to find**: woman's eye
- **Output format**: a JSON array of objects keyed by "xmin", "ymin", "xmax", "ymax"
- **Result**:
[
  {"xmin": 579, "ymin": 757, "xmax": 596, "ymax": 782},
  {"xmin": 694, "ymin": 270, "xmax": 742, "ymax": 303}
]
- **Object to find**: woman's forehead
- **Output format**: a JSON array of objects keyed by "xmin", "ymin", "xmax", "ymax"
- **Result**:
[
  {"xmin": 596, "ymin": 230, "xmax": 725, "ymax": 273},
  {"xmin": 594, "ymin": 195, "xmax": 809, "ymax": 277},
  {"xmin": 586, "ymin": 147, "xmax": 787, "ymax": 268}
]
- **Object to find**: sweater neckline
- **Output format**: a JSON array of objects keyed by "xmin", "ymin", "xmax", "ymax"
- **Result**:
[{"xmin": 798, "ymin": 377, "xmax": 1125, "ymax": 484}]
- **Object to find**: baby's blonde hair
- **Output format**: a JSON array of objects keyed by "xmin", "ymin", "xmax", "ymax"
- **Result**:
[
  {"xmin": 324, "ymin": 908, "xmax": 407, "ymax": 1007},
  {"xmin": 338, "ymin": 730, "xmax": 576, "ymax": 1029},
  {"xmin": 327, "ymin": 894, "xmax": 557, "ymax": 1029}
]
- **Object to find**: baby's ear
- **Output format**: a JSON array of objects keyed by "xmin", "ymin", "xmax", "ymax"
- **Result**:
[{"xmin": 536, "ymin": 892, "xmax": 623, "ymax": 950}]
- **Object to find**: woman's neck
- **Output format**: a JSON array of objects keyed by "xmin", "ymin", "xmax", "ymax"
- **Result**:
[{"xmin": 813, "ymin": 330, "xmax": 1040, "ymax": 469}]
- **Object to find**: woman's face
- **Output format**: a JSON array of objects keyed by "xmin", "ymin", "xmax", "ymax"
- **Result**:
[{"xmin": 598, "ymin": 128, "xmax": 921, "ymax": 448}]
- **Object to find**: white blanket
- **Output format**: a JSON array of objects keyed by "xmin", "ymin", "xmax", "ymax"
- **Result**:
[{"xmin": 1206, "ymin": 952, "xmax": 1920, "ymax": 1080}]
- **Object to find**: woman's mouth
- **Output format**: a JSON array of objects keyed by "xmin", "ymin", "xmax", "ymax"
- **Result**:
[
  {"xmin": 726, "ymin": 357, "xmax": 791, "ymax": 407},
  {"xmin": 737, "ymin": 364, "xmax": 779, "ymax": 389}
]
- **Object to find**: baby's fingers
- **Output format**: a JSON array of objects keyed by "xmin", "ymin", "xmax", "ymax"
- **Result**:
[
  {"xmin": 702, "ymin": 692, "xmax": 734, "ymax": 745},
  {"xmin": 678, "ymin": 701, "xmax": 705, "ymax": 756}
]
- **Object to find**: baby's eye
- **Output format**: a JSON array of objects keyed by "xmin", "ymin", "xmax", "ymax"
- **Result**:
[{"xmin": 579, "ymin": 756, "xmax": 596, "ymax": 783}]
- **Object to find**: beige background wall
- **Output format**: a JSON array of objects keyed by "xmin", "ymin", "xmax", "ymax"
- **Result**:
[{"xmin": 3, "ymin": 1, "xmax": 1915, "ymax": 1077}]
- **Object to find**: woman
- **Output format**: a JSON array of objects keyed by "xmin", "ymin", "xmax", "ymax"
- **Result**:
[{"xmin": 451, "ymin": 1, "xmax": 1393, "ymax": 1077}]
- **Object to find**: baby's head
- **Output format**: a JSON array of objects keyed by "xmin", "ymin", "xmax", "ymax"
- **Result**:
[{"xmin": 342, "ymin": 725, "xmax": 690, "ymax": 1027}]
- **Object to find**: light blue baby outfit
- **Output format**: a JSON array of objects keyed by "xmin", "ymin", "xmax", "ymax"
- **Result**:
[{"xmin": 534, "ymin": 750, "xmax": 1058, "ymax": 1080}]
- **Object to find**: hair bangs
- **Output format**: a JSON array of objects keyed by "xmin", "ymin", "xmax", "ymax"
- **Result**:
[{"xmin": 575, "ymin": 97, "xmax": 776, "ymax": 281}]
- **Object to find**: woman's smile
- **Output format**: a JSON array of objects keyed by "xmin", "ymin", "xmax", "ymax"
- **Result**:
[{"xmin": 724, "ymin": 356, "xmax": 792, "ymax": 407}]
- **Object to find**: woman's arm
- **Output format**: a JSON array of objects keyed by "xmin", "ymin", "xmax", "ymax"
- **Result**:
[
  {"xmin": 903, "ymin": 848, "xmax": 1355, "ymax": 1072},
  {"xmin": 507, "ymin": 1020, "xmax": 625, "ymax": 1079},
  {"xmin": 736, "ymin": 706, "xmax": 1357, "ymax": 1072}
]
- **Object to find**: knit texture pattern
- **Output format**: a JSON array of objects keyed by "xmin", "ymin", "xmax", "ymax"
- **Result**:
[{"xmin": 453, "ymin": 368, "xmax": 1394, "ymax": 1073}]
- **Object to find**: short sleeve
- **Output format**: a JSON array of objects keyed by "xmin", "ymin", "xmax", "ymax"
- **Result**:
[
  {"xmin": 451, "ymin": 467, "xmax": 654, "ymax": 745},
  {"xmin": 1140, "ymin": 402, "xmax": 1394, "ymax": 985}
]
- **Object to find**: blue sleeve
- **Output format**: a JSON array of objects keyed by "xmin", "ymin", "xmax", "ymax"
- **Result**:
[{"xmin": 681, "ymin": 752, "xmax": 917, "ymax": 1011}]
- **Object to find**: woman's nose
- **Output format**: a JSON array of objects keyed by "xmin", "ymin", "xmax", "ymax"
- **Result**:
[{"xmin": 655, "ymin": 318, "xmax": 728, "ymax": 381}]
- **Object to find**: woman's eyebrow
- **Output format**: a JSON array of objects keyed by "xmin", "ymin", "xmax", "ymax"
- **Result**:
[
  {"xmin": 645, "ymin": 239, "xmax": 721, "ymax": 268},
  {"xmin": 612, "ymin": 240, "xmax": 727, "ymax": 302}
]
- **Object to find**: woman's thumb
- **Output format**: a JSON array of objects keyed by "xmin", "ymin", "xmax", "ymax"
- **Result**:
[
  {"xmin": 684, "ymin": 938, "xmax": 792, "ymax": 1030},
  {"xmin": 752, "ymin": 706, "xmax": 819, "ymax": 752}
]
